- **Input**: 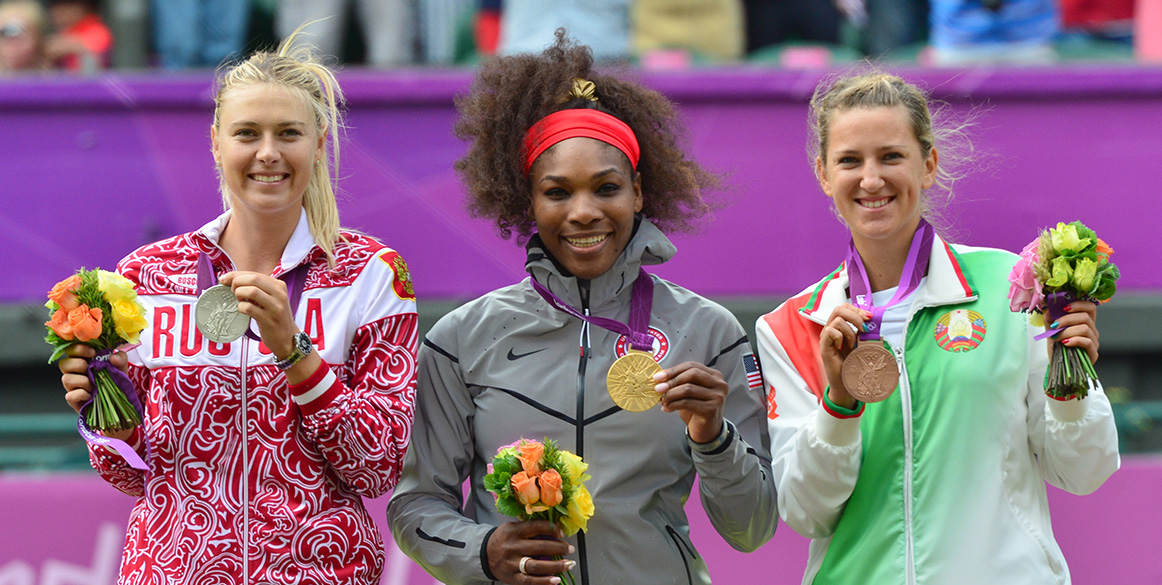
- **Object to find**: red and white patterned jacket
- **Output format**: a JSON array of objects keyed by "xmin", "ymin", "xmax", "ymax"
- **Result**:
[{"xmin": 89, "ymin": 210, "xmax": 418, "ymax": 585}]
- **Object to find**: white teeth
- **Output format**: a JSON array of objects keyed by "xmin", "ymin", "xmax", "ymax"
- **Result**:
[
  {"xmin": 251, "ymin": 174, "xmax": 285, "ymax": 183},
  {"xmin": 566, "ymin": 235, "xmax": 607, "ymax": 248},
  {"xmin": 861, "ymin": 198, "xmax": 890, "ymax": 209}
]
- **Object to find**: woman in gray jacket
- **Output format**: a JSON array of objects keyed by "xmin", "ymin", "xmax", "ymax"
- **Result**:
[{"xmin": 386, "ymin": 31, "xmax": 777, "ymax": 585}]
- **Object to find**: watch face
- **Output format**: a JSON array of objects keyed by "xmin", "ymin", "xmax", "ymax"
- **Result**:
[{"xmin": 295, "ymin": 332, "xmax": 313, "ymax": 354}]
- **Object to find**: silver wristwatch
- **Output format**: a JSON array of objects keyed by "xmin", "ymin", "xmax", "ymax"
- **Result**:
[{"xmin": 275, "ymin": 331, "xmax": 313, "ymax": 371}]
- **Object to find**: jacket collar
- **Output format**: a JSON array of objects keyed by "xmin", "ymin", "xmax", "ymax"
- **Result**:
[
  {"xmin": 526, "ymin": 217, "xmax": 675, "ymax": 314},
  {"xmin": 799, "ymin": 232, "xmax": 978, "ymax": 325},
  {"xmin": 192, "ymin": 208, "xmax": 317, "ymax": 276}
]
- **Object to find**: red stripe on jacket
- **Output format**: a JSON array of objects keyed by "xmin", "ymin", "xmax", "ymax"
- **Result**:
[{"xmin": 762, "ymin": 292, "xmax": 826, "ymax": 419}]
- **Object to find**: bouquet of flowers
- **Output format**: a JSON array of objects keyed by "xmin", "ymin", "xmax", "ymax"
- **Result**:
[
  {"xmin": 1008, "ymin": 221, "xmax": 1119, "ymax": 400},
  {"xmin": 483, "ymin": 438, "xmax": 594, "ymax": 585},
  {"xmin": 45, "ymin": 269, "xmax": 147, "ymax": 433}
]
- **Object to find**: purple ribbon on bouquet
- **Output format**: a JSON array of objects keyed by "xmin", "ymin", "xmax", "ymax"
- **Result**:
[
  {"xmin": 78, "ymin": 349, "xmax": 149, "ymax": 471},
  {"xmin": 1034, "ymin": 291, "xmax": 1078, "ymax": 341},
  {"xmin": 530, "ymin": 268, "xmax": 655, "ymax": 351}
]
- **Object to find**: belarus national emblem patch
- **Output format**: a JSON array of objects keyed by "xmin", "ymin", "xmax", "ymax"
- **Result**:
[{"xmin": 934, "ymin": 309, "xmax": 986, "ymax": 352}]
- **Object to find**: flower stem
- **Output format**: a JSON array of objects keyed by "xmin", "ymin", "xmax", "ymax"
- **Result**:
[
  {"xmin": 85, "ymin": 369, "xmax": 142, "ymax": 432},
  {"xmin": 1045, "ymin": 342, "xmax": 1094, "ymax": 400}
]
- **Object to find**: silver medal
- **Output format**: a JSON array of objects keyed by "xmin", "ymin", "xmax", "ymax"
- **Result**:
[{"xmin": 195, "ymin": 284, "xmax": 251, "ymax": 343}]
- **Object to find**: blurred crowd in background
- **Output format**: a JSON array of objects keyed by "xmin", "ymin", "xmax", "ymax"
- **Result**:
[{"xmin": 0, "ymin": 0, "xmax": 1149, "ymax": 76}]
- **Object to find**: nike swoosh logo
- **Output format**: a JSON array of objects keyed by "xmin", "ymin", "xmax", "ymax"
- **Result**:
[{"xmin": 507, "ymin": 347, "xmax": 547, "ymax": 361}]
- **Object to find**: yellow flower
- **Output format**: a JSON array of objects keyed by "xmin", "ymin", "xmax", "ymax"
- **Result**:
[
  {"xmin": 1028, "ymin": 312, "xmax": 1044, "ymax": 328},
  {"xmin": 1072, "ymin": 257, "xmax": 1098, "ymax": 294},
  {"xmin": 1050, "ymin": 222, "xmax": 1089, "ymax": 254},
  {"xmin": 557, "ymin": 450, "xmax": 590, "ymax": 484},
  {"xmin": 111, "ymin": 298, "xmax": 147, "ymax": 344},
  {"xmin": 560, "ymin": 485, "xmax": 594, "ymax": 536},
  {"xmin": 98, "ymin": 270, "xmax": 138, "ymax": 303},
  {"xmin": 1045, "ymin": 256, "xmax": 1073, "ymax": 289}
]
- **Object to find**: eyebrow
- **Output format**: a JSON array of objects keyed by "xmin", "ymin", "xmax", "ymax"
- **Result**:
[
  {"xmin": 834, "ymin": 144, "xmax": 908, "ymax": 154},
  {"xmin": 538, "ymin": 167, "xmax": 622, "ymax": 185},
  {"xmin": 228, "ymin": 120, "xmax": 309, "ymax": 128}
]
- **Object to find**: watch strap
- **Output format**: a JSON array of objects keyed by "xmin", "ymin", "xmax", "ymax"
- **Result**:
[{"xmin": 275, "ymin": 332, "xmax": 313, "ymax": 371}]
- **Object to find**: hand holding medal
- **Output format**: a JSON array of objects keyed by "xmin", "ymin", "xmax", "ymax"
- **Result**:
[
  {"xmin": 826, "ymin": 220, "xmax": 935, "ymax": 405},
  {"xmin": 192, "ymin": 252, "xmax": 308, "ymax": 350},
  {"xmin": 652, "ymin": 361, "xmax": 729, "ymax": 444}
]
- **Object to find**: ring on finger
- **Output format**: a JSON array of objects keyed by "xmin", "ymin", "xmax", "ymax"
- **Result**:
[{"xmin": 519, "ymin": 556, "xmax": 532, "ymax": 575}]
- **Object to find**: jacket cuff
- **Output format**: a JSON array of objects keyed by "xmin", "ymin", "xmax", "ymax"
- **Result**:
[
  {"xmin": 688, "ymin": 421, "xmax": 735, "ymax": 455},
  {"xmin": 821, "ymin": 386, "xmax": 864, "ymax": 419},
  {"xmin": 815, "ymin": 406, "xmax": 861, "ymax": 447},
  {"xmin": 1047, "ymin": 393, "xmax": 1090, "ymax": 423},
  {"xmin": 289, "ymin": 360, "xmax": 342, "ymax": 416},
  {"xmin": 481, "ymin": 526, "xmax": 498, "ymax": 581}
]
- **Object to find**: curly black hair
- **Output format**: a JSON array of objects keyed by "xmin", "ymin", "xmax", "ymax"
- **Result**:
[{"xmin": 454, "ymin": 30, "xmax": 721, "ymax": 242}]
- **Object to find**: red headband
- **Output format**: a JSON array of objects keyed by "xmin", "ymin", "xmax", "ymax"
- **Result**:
[{"xmin": 522, "ymin": 109, "xmax": 641, "ymax": 174}]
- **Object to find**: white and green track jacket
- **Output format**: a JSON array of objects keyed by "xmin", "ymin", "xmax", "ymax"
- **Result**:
[{"xmin": 755, "ymin": 235, "xmax": 1119, "ymax": 585}]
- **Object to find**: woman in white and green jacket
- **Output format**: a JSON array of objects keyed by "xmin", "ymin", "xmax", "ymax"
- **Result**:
[{"xmin": 755, "ymin": 72, "xmax": 1119, "ymax": 585}]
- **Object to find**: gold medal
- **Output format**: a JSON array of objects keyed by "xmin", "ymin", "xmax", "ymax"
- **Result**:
[
  {"xmin": 840, "ymin": 343, "xmax": 899, "ymax": 403},
  {"xmin": 607, "ymin": 350, "xmax": 662, "ymax": 412}
]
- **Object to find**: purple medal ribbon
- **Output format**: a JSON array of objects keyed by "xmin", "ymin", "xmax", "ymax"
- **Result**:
[
  {"xmin": 78, "ymin": 349, "xmax": 149, "ymax": 471},
  {"xmin": 531, "ymin": 268, "xmax": 655, "ymax": 351},
  {"xmin": 845, "ymin": 219, "xmax": 935, "ymax": 341},
  {"xmin": 196, "ymin": 252, "xmax": 309, "ymax": 341}
]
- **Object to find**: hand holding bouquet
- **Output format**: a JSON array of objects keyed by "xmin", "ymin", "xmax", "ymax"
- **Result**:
[
  {"xmin": 1008, "ymin": 221, "xmax": 1120, "ymax": 400},
  {"xmin": 45, "ymin": 269, "xmax": 148, "ymax": 468},
  {"xmin": 484, "ymin": 438, "xmax": 593, "ymax": 584}
]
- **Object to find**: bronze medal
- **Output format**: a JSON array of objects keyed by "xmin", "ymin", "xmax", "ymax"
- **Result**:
[
  {"xmin": 840, "ymin": 342, "xmax": 899, "ymax": 403},
  {"xmin": 607, "ymin": 350, "xmax": 662, "ymax": 412}
]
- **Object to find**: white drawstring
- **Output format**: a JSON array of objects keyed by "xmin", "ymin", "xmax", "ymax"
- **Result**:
[{"xmin": 240, "ymin": 339, "xmax": 251, "ymax": 585}]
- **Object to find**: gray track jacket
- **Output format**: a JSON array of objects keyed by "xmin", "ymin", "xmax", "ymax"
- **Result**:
[{"xmin": 386, "ymin": 220, "xmax": 777, "ymax": 584}]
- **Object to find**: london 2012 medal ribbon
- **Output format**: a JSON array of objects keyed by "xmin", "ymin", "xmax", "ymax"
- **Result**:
[
  {"xmin": 839, "ymin": 220, "xmax": 934, "ymax": 403},
  {"xmin": 532, "ymin": 269, "xmax": 660, "ymax": 411}
]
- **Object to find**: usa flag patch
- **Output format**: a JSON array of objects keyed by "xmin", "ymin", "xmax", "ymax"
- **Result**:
[{"xmin": 743, "ymin": 352, "xmax": 763, "ymax": 390}]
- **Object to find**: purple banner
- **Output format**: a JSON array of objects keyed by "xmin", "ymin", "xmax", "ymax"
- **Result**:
[
  {"xmin": 2, "ymin": 458, "xmax": 1161, "ymax": 583},
  {"xmin": 1, "ymin": 67, "xmax": 1159, "ymax": 302}
]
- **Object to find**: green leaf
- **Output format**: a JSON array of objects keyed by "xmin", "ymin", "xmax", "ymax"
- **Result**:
[
  {"xmin": 1091, "ymin": 264, "xmax": 1119, "ymax": 301},
  {"xmin": 46, "ymin": 340, "xmax": 70, "ymax": 364},
  {"xmin": 495, "ymin": 495, "xmax": 525, "ymax": 519},
  {"xmin": 494, "ymin": 453, "xmax": 522, "ymax": 475},
  {"xmin": 484, "ymin": 472, "xmax": 511, "ymax": 494}
]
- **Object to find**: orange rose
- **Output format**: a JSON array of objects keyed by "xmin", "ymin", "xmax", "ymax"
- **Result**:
[
  {"xmin": 511, "ymin": 471, "xmax": 541, "ymax": 512},
  {"xmin": 1096, "ymin": 238, "xmax": 1114, "ymax": 261},
  {"xmin": 68, "ymin": 305, "xmax": 103, "ymax": 342},
  {"xmin": 46, "ymin": 309, "xmax": 75, "ymax": 341},
  {"xmin": 518, "ymin": 440, "xmax": 544, "ymax": 476},
  {"xmin": 539, "ymin": 468, "xmax": 563, "ymax": 508},
  {"xmin": 48, "ymin": 275, "xmax": 82, "ymax": 312}
]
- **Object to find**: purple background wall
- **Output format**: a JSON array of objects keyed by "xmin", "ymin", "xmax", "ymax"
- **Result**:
[
  {"xmin": 2, "ymin": 66, "xmax": 1159, "ymax": 304},
  {"xmin": 2, "ymin": 458, "xmax": 1160, "ymax": 584}
]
